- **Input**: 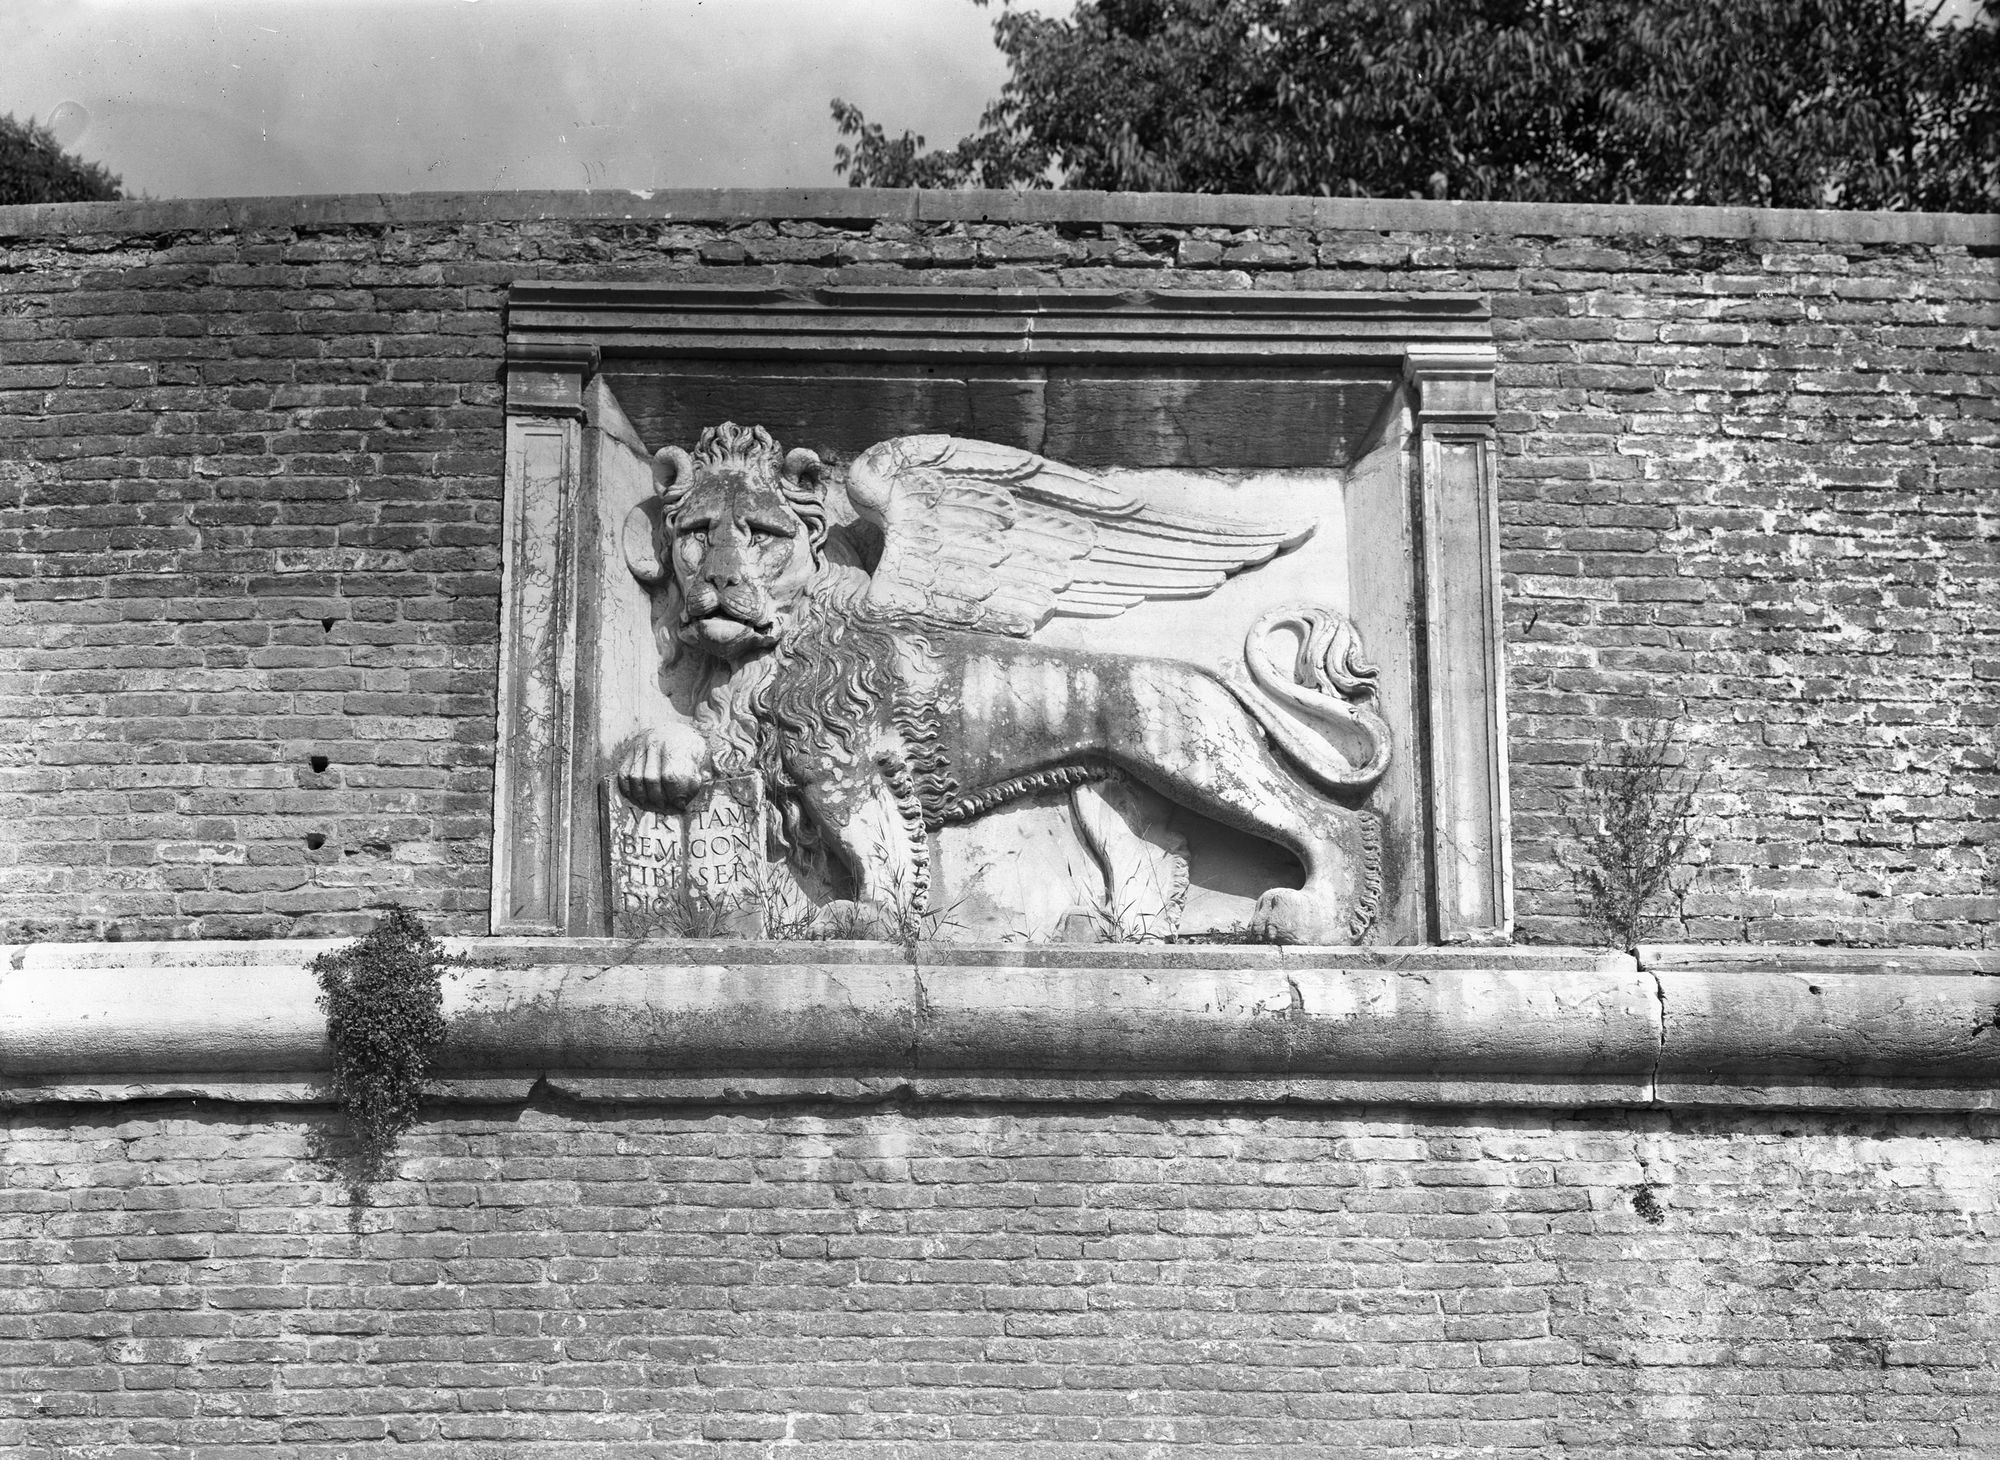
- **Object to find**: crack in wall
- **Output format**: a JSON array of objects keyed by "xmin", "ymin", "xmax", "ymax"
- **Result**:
[{"xmin": 1646, "ymin": 955, "xmax": 1667, "ymax": 1105}]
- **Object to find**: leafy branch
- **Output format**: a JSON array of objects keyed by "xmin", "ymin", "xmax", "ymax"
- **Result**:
[{"xmin": 0, "ymin": 113, "xmax": 121, "ymax": 205}]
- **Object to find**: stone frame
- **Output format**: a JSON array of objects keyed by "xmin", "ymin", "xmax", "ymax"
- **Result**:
[{"xmin": 492, "ymin": 285, "xmax": 1509, "ymax": 943}]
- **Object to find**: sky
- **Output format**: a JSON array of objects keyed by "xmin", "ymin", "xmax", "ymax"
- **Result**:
[{"xmin": 1, "ymin": 0, "xmax": 1027, "ymax": 199}]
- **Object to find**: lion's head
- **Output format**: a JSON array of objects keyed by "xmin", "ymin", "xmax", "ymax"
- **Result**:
[{"xmin": 624, "ymin": 423, "xmax": 828, "ymax": 663}]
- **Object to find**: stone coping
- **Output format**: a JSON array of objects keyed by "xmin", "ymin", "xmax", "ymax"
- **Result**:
[
  {"xmin": 2, "ymin": 940, "xmax": 1994, "ymax": 1111},
  {"xmin": 1, "ymin": 188, "xmax": 1993, "ymax": 248}
]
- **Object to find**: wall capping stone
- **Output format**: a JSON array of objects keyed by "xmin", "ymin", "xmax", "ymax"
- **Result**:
[
  {"xmin": 2, "ymin": 187, "xmax": 1994, "ymax": 247},
  {"xmin": 3, "ymin": 940, "xmax": 1993, "ymax": 1111}
]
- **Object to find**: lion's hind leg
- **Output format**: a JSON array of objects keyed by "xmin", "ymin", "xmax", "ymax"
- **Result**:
[
  {"xmin": 1070, "ymin": 776, "xmax": 1188, "ymax": 942},
  {"xmin": 805, "ymin": 770, "xmax": 933, "ymax": 941},
  {"xmin": 1108, "ymin": 664, "xmax": 1377, "ymax": 945}
]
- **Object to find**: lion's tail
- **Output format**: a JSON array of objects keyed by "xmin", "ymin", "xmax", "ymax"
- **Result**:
[{"xmin": 1228, "ymin": 607, "xmax": 1392, "ymax": 796}]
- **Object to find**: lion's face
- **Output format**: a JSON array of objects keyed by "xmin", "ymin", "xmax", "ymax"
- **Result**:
[
  {"xmin": 624, "ymin": 422, "xmax": 829, "ymax": 666},
  {"xmin": 668, "ymin": 464, "xmax": 820, "ymax": 661}
]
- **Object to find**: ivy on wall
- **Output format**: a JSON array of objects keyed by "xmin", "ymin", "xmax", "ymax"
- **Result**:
[{"xmin": 312, "ymin": 906, "xmax": 454, "ymax": 1179}]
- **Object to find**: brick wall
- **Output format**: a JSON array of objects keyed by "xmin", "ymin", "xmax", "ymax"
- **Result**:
[
  {"xmin": 2, "ymin": 1100, "xmax": 1994, "ymax": 1456},
  {"xmin": 1, "ymin": 194, "xmax": 1994, "ymax": 945}
]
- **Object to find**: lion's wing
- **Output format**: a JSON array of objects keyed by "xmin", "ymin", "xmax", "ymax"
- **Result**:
[{"xmin": 846, "ymin": 435, "xmax": 1312, "ymax": 636}]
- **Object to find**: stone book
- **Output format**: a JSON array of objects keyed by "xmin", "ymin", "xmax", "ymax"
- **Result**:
[{"xmin": 602, "ymin": 775, "xmax": 766, "ymax": 938}]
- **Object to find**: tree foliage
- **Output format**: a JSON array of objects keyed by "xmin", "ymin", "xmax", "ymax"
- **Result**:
[
  {"xmin": 0, "ymin": 114, "xmax": 121, "ymax": 205},
  {"xmin": 833, "ymin": 0, "xmax": 1999, "ymax": 211}
]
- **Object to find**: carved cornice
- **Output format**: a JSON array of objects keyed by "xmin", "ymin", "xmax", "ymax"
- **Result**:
[
  {"xmin": 505, "ymin": 284, "xmax": 1493, "ymax": 367},
  {"xmin": 1403, "ymin": 342, "xmax": 1499, "ymax": 422},
  {"xmin": 503, "ymin": 341, "xmax": 602, "ymax": 419}
]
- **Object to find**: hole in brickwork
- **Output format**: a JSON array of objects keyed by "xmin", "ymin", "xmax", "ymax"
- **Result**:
[
  {"xmin": 310, "ymin": 755, "xmax": 330, "ymax": 773},
  {"xmin": 1829, "ymin": 1336, "xmax": 1889, "ymax": 1370},
  {"xmin": 322, "ymin": 618, "xmax": 336, "ymax": 633},
  {"xmin": 305, "ymin": 832, "xmax": 327, "ymax": 851}
]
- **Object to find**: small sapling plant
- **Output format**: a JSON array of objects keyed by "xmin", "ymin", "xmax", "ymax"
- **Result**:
[
  {"xmin": 312, "ymin": 905, "xmax": 455, "ymax": 1190},
  {"xmin": 1564, "ymin": 721, "xmax": 1707, "ymax": 949}
]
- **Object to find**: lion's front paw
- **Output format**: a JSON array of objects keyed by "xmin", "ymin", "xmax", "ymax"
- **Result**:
[
  {"xmin": 1250, "ymin": 888, "xmax": 1347, "ymax": 946},
  {"xmin": 810, "ymin": 899, "xmax": 902, "ymax": 941},
  {"xmin": 615, "ymin": 726, "xmax": 713, "ymax": 814}
]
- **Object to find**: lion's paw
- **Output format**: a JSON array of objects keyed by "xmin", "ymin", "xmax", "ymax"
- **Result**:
[
  {"xmin": 615, "ymin": 725, "xmax": 713, "ymax": 813},
  {"xmin": 810, "ymin": 899, "xmax": 902, "ymax": 942},
  {"xmin": 1250, "ymin": 888, "xmax": 1347, "ymax": 946}
]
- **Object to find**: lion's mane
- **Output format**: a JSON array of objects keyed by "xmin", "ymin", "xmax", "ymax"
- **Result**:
[
  {"xmin": 755, "ymin": 581, "xmax": 915, "ymax": 770},
  {"xmin": 696, "ymin": 573, "xmax": 954, "ymax": 871},
  {"xmin": 665, "ymin": 424, "xmax": 960, "ymax": 892}
]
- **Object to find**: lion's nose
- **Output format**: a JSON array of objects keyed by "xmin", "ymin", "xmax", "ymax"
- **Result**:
[{"xmin": 702, "ymin": 539, "xmax": 747, "ymax": 587}]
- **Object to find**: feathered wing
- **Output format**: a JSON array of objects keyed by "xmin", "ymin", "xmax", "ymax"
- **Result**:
[{"xmin": 844, "ymin": 435, "xmax": 1313, "ymax": 636}]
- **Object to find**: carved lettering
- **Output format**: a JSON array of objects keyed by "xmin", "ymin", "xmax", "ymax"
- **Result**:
[{"xmin": 603, "ymin": 774, "xmax": 766, "ymax": 937}]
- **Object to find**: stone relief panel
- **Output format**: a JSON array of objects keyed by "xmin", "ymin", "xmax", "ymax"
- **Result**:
[
  {"xmin": 608, "ymin": 423, "xmax": 1388, "ymax": 945},
  {"xmin": 494, "ymin": 286, "xmax": 1506, "ymax": 945}
]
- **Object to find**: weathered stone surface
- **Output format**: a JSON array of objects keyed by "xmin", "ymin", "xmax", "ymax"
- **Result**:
[
  {"xmin": 9, "ymin": 939, "xmax": 1997, "ymax": 1109},
  {"xmin": 449, "ymin": 951, "xmax": 1657, "ymax": 1082},
  {"xmin": 1648, "ymin": 942, "xmax": 2000, "ymax": 1107},
  {"xmin": 3, "ymin": 186, "xmax": 1993, "ymax": 242},
  {"xmin": 1643, "ymin": 942, "xmax": 2000, "ymax": 977},
  {"xmin": 0, "ymin": 942, "xmax": 338, "ymax": 1078}
]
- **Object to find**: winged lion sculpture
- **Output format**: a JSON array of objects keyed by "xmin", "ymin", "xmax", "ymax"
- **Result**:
[{"xmin": 616, "ymin": 422, "xmax": 1390, "ymax": 944}]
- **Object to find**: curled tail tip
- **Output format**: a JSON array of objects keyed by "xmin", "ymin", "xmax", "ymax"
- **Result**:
[{"xmin": 1240, "ymin": 605, "xmax": 1393, "ymax": 795}]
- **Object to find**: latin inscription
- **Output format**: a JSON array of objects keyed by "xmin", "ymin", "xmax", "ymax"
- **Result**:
[{"xmin": 604, "ymin": 776, "xmax": 766, "ymax": 937}]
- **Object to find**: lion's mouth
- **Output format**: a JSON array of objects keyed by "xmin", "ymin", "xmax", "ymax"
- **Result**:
[
  {"xmin": 682, "ymin": 583, "xmax": 774, "ymax": 632},
  {"xmin": 685, "ymin": 612, "xmax": 773, "ymax": 644},
  {"xmin": 680, "ymin": 591, "xmax": 778, "ymax": 659},
  {"xmin": 688, "ymin": 605, "xmax": 772, "ymax": 629}
]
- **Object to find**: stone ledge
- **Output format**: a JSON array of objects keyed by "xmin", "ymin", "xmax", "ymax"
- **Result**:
[
  {"xmin": 0, "ymin": 188, "xmax": 1992, "ymax": 247},
  {"xmin": 4, "ymin": 940, "xmax": 1995, "ymax": 1110},
  {"xmin": 1641, "ymin": 944, "xmax": 2000, "ymax": 976}
]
